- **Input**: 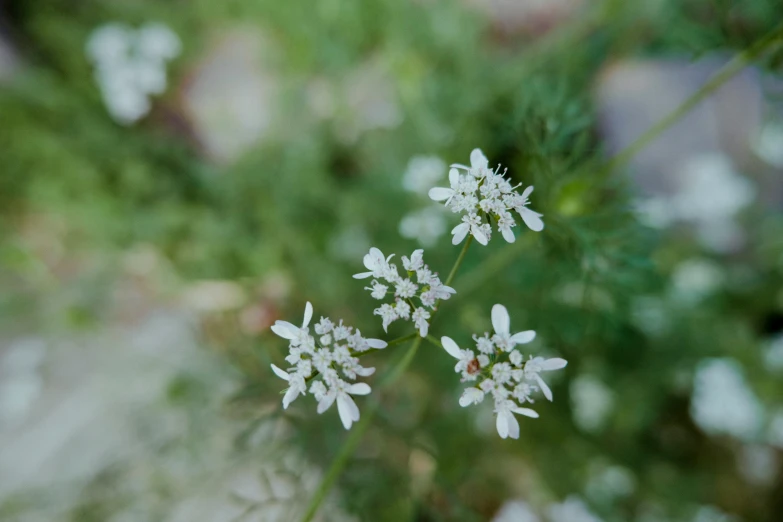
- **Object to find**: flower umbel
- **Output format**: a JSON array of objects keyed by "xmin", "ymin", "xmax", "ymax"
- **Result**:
[
  {"xmin": 429, "ymin": 148, "xmax": 544, "ymax": 245},
  {"xmin": 441, "ymin": 304, "xmax": 567, "ymax": 439},
  {"xmin": 270, "ymin": 302, "xmax": 387, "ymax": 429},
  {"xmin": 354, "ymin": 248, "xmax": 455, "ymax": 337}
]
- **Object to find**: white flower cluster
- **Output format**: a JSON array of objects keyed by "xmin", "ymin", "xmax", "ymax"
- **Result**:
[
  {"xmin": 429, "ymin": 148, "xmax": 544, "ymax": 245},
  {"xmin": 270, "ymin": 302, "xmax": 387, "ymax": 430},
  {"xmin": 85, "ymin": 22, "xmax": 181, "ymax": 125},
  {"xmin": 353, "ymin": 248, "xmax": 455, "ymax": 337},
  {"xmin": 441, "ymin": 304, "xmax": 566, "ymax": 439}
]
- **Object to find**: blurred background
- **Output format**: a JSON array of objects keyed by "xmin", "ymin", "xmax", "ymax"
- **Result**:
[{"xmin": 1, "ymin": 0, "xmax": 783, "ymax": 521}]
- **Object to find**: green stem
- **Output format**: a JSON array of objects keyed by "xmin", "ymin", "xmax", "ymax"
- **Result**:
[
  {"xmin": 300, "ymin": 238, "xmax": 474, "ymax": 522},
  {"xmin": 385, "ymin": 332, "xmax": 418, "ymax": 347},
  {"xmin": 445, "ymin": 235, "xmax": 473, "ymax": 287},
  {"xmin": 425, "ymin": 335, "xmax": 443, "ymax": 349}
]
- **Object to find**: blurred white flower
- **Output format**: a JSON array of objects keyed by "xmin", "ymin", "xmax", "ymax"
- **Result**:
[
  {"xmin": 670, "ymin": 258, "xmax": 725, "ymax": 305},
  {"xmin": 429, "ymin": 148, "xmax": 543, "ymax": 245},
  {"xmin": 585, "ymin": 462, "xmax": 636, "ymax": 503},
  {"xmin": 691, "ymin": 505, "xmax": 739, "ymax": 522},
  {"xmin": 270, "ymin": 302, "xmax": 385, "ymax": 429},
  {"xmin": 442, "ymin": 304, "xmax": 566, "ymax": 439},
  {"xmin": 635, "ymin": 153, "xmax": 755, "ymax": 253},
  {"xmin": 570, "ymin": 374, "xmax": 614, "ymax": 433},
  {"xmin": 547, "ymin": 496, "xmax": 603, "ymax": 522},
  {"xmin": 402, "ymin": 155, "xmax": 446, "ymax": 194},
  {"xmin": 86, "ymin": 22, "xmax": 181, "ymax": 125},
  {"xmin": 630, "ymin": 296, "xmax": 672, "ymax": 336},
  {"xmin": 752, "ymin": 121, "xmax": 783, "ymax": 167},
  {"xmin": 690, "ymin": 358, "xmax": 764, "ymax": 441},
  {"xmin": 763, "ymin": 333, "xmax": 783, "ymax": 373},
  {"xmin": 736, "ymin": 444, "xmax": 778, "ymax": 486},
  {"xmin": 492, "ymin": 499, "xmax": 540, "ymax": 522},
  {"xmin": 399, "ymin": 206, "xmax": 448, "ymax": 247}
]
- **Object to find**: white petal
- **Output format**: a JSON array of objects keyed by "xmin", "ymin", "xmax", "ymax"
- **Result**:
[
  {"xmin": 535, "ymin": 374, "xmax": 553, "ymax": 401},
  {"xmin": 451, "ymin": 223, "xmax": 469, "ymax": 245},
  {"xmin": 418, "ymin": 321, "xmax": 429, "ymax": 337},
  {"xmin": 507, "ymin": 413, "xmax": 520, "ymax": 439},
  {"xmin": 511, "ymin": 406, "xmax": 539, "ymax": 418},
  {"xmin": 270, "ymin": 364, "xmax": 290, "ymax": 381},
  {"xmin": 521, "ymin": 185, "xmax": 534, "ymax": 199},
  {"xmin": 496, "ymin": 411, "xmax": 510, "ymax": 439},
  {"xmin": 491, "ymin": 304, "xmax": 510, "ymax": 336},
  {"xmin": 441, "ymin": 336, "xmax": 462, "ymax": 359},
  {"xmin": 348, "ymin": 383, "xmax": 371, "ymax": 395},
  {"xmin": 429, "ymin": 187, "xmax": 453, "ymax": 201},
  {"xmin": 366, "ymin": 338, "xmax": 387, "ymax": 349},
  {"xmin": 336, "ymin": 395, "xmax": 354, "ymax": 429},
  {"xmin": 501, "ymin": 227, "xmax": 516, "ymax": 243},
  {"xmin": 459, "ymin": 387, "xmax": 484, "ymax": 407},
  {"xmin": 353, "ymin": 271, "xmax": 374, "ymax": 279},
  {"xmin": 369, "ymin": 247, "xmax": 384, "ymax": 260},
  {"xmin": 510, "ymin": 331, "xmax": 536, "ymax": 344},
  {"xmin": 355, "ymin": 366, "xmax": 376, "ymax": 377},
  {"xmin": 440, "ymin": 285, "xmax": 457, "ymax": 294},
  {"xmin": 519, "ymin": 207, "xmax": 544, "ymax": 232},
  {"xmin": 271, "ymin": 321, "xmax": 299, "ymax": 340},
  {"xmin": 470, "ymin": 148, "xmax": 488, "ymax": 170},
  {"xmin": 302, "ymin": 302, "xmax": 313, "ymax": 328},
  {"xmin": 282, "ymin": 387, "xmax": 299, "ymax": 409},
  {"xmin": 317, "ymin": 392, "xmax": 336, "ymax": 414},
  {"xmin": 449, "ymin": 168, "xmax": 459, "ymax": 186},
  {"xmin": 541, "ymin": 357, "xmax": 568, "ymax": 371},
  {"xmin": 472, "ymin": 227, "xmax": 488, "ymax": 246}
]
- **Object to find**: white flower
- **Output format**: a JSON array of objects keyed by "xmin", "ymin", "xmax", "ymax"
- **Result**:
[
  {"xmin": 402, "ymin": 155, "xmax": 446, "ymax": 194},
  {"xmin": 459, "ymin": 387, "xmax": 485, "ymax": 407},
  {"xmin": 353, "ymin": 247, "xmax": 397, "ymax": 280},
  {"xmin": 547, "ymin": 496, "xmax": 603, "ymax": 522},
  {"xmin": 315, "ymin": 381, "xmax": 372, "ymax": 430},
  {"xmin": 358, "ymin": 248, "xmax": 454, "ymax": 336},
  {"xmin": 523, "ymin": 356, "xmax": 568, "ymax": 401},
  {"xmin": 366, "ymin": 281, "xmax": 388, "ymax": 299},
  {"xmin": 429, "ymin": 149, "xmax": 544, "ymax": 245},
  {"xmin": 490, "ymin": 304, "xmax": 536, "ymax": 352},
  {"xmin": 441, "ymin": 304, "xmax": 566, "ymax": 439},
  {"xmin": 495, "ymin": 399, "xmax": 539, "ymax": 439},
  {"xmin": 412, "ymin": 307, "xmax": 431, "ymax": 337},
  {"xmin": 270, "ymin": 302, "xmax": 384, "ymax": 429}
]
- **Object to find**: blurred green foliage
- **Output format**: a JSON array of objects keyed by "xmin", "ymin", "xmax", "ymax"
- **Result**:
[{"xmin": 2, "ymin": 0, "xmax": 783, "ymax": 521}]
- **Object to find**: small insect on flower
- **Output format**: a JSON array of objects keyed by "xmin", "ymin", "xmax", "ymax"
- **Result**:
[
  {"xmin": 441, "ymin": 304, "xmax": 567, "ymax": 439},
  {"xmin": 270, "ymin": 302, "xmax": 386, "ymax": 430}
]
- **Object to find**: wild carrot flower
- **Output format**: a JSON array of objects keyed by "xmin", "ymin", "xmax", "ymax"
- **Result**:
[
  {"xmin": 441, "ymin": 304, "xmax": 566, "ymax": 439},
  {"xmin": 429, "ymin": 149, "xmax": 544, "ymax": 245},
  {"xmin": 354, "ymin": 248, "xmax": 455, "ymax": 337},
  {"xmin": 270, "ymin": 302, "xmax": 386, "ymax": 429}
]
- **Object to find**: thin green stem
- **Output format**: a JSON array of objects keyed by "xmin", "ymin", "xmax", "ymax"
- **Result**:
[
  {"xmin": 425, "ymin": 335, "xmax": 442, "ymax": 349},
  {"xmin": 385, "ymin": 332, "xmax": 418, "ymax": 347},
  {"xmin": 445, "ymin": 235, "xmax": 473, "ymax": 287}
]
